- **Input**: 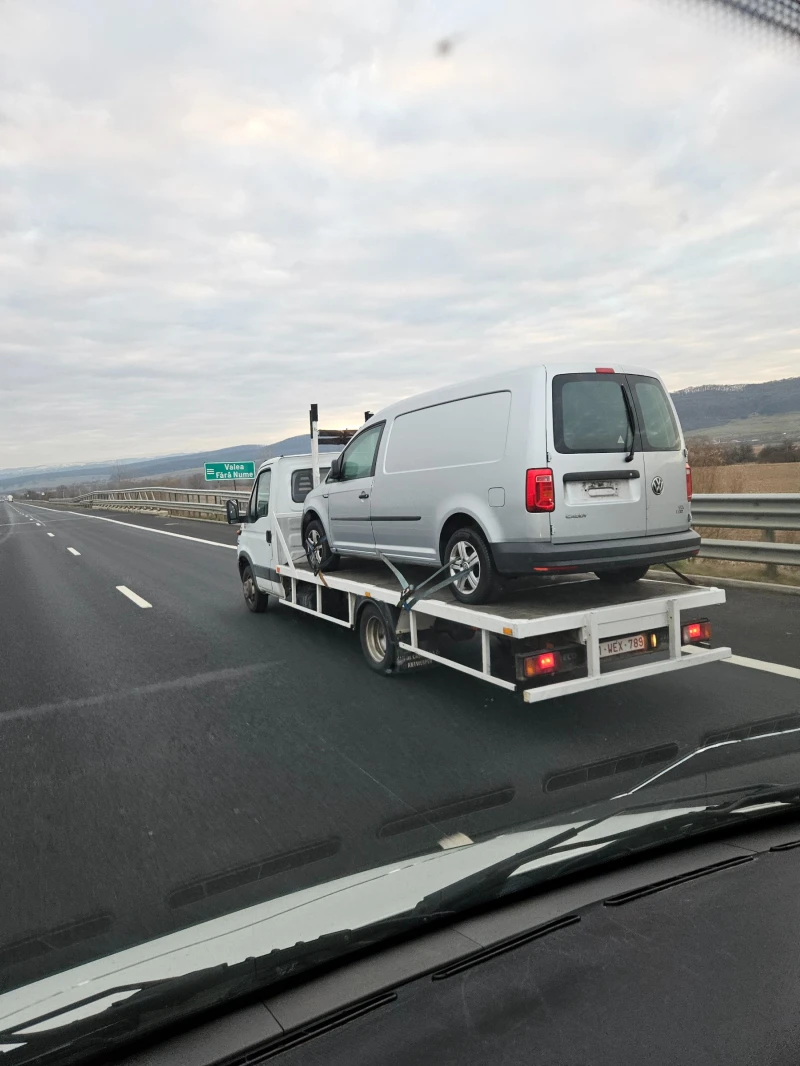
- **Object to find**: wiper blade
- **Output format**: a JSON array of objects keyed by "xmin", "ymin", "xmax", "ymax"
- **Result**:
[
  {"xmin": 412, "ymin": 820, "xmax": 608, "ymax": 917},
  {"xmin": 415, "ymin": 785, "xmax": 800, "ymax": 918},
  {"xmin": 620, "ymin": 384, "xmax": 636, "ymax": 462}
]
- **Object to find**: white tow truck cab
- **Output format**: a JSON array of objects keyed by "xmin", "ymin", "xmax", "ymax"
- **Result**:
[{"xmin": 229, "ymin": 418, "xmax": 730, "ymax": 704}]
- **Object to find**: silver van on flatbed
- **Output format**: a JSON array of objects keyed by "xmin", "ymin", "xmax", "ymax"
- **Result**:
[{"xmin": 302, "ymin": 363, "xmax": 700, "ymax": 605}]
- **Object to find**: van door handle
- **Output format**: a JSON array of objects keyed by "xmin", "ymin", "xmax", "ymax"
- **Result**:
[
  {"xmin": 266, "ymin": 530, "xmax": 272, "ymax": 544},
  {"xmin": 359, "ymin": 491, "xmax": 370, "ymax": 500}
]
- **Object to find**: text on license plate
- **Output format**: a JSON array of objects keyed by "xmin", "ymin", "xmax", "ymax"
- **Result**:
[
  {"xmin": 583, "ymin": 481, "xmax": 619, "ymax": 497},
  {"xmin": 599, "ymin": 634, "xmax": 648, "ymax": 658}
]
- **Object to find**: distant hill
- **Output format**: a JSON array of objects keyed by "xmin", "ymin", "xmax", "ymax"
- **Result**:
[
  {"xmin": 671, "ymin": 377, "xmax": 800, "ymax": 433},
  {"xmin": 681, "ymin": 411, "xmax": 800, "ymax": 445},
  {"xmin": 0, "ymin": 434, "xmax": 340, "ymax": 492}
]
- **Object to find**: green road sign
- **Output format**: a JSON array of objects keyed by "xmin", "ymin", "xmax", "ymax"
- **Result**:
[{"xmin": 204, "ymin": 461, "xmax": 256, "ymax": 481}]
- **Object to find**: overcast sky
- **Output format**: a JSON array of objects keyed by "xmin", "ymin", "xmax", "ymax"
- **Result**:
[{"xmin": 2, "ymin": 0, "xmax": 799, "ymax": 468}]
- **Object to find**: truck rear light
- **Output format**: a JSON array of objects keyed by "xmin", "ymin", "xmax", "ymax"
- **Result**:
[
  {"xmin": 686, "ymin": 463, "xmax": 693, "ymax": 501},
  {"xmin": 595, "ymin": 367, "xmax": 615, "ymax": 374},
  {"xmin": 522, "ymin": 650, "xmax": 562, "ymax": 678},
  {"xmin": 682, "ymin": 619, "xmax": 711, "ymax": 644},
  {"xmin": 526, "ymin": 468, "xmax": 555, "ymax": 512}
]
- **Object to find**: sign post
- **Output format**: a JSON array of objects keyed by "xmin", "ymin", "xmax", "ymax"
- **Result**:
[{"xmin": 204, "ymin": 461, "xmax": 256, "ymax": 483}]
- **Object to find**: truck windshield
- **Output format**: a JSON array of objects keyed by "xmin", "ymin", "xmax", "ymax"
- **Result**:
[{"xmin": 552, "ymin": 374, "xmax": 633, "ymax": 453}]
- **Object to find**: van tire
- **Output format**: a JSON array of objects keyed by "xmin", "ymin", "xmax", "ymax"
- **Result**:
[
  {"xmin": 304, "ymin": 518, "xmax": 340, "ymax": 573},
  {"xmin": 595, "ymin": 565, "xmax": 650, "ymax": 584},
  {"xmin": 242, "ymin": 563, "xmax": 269, "ymax": 613},
  {"xmin": 444, "ymin": 527, "xmax": 503, "ymax": 605},
  {"xmin": 359, "ymin": 603, "xmax": 397, "ymax": 675}
]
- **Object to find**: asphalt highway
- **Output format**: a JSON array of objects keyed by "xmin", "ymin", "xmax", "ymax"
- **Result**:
[{"xmin": 1, "ymin": 499, "xmax": 798, "ymax": 994}]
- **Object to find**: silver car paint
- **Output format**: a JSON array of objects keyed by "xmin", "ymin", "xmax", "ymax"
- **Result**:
[{"xmin": 303, "ymin": 362, "xmax": 690, "ymax": 568}]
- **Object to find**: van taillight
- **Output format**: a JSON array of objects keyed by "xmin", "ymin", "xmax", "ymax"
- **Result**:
[
  {"xmin": 686, "ymin": 463, "xmax": 693, "ymax": 501},
  {"xmin": 526, "ymin": 468, "xmax": 555, "ymax": 512}
]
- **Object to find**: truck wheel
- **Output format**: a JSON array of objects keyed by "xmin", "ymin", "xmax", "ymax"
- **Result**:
[
  {"xmin": 595, "ymin": 565, "xmax": 650, "ymax": 584},
  {"xmin": 304, "ymin": 518, "xmax": 340, "ymax": 573},
  {"xmin": 241, "ymin": 563, "xmax": 269, "ymax": 613},
  {"xmin": 359, "ymin": 604, "xmax": 397, "ymax": 675},
  {"xmin": 444, "ymin": 527, "xmax": 502, "ymax": 605}
]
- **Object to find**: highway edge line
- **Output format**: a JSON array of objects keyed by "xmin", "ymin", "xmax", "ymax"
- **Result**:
[{"xmin": 26, "ymin": 505, "xmax": 237, "ymax": 550}]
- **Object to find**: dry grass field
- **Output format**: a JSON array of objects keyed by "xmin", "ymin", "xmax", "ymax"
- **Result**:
[{"xmin": 685, "ymin": 462, "xmax": 799, "ymax": 586}]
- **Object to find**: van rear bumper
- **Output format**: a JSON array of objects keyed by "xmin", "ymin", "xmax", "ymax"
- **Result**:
[{"xmin": 491, "ymin": 530, "xmax": 702, "ymax": 575}]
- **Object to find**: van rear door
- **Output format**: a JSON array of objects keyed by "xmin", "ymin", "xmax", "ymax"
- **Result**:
[
  {"xmin": 548, "ymin": 370, "xmax": 647, "ymax": 544},
  {"xmin": 627, "ymin": 374, "xmax": 688, "ymax": 535}
]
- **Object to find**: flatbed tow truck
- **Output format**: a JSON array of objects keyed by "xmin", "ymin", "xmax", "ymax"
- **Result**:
[{"xmin": 230, "ymin": 414, "xmax": 730, "ymax": 703}]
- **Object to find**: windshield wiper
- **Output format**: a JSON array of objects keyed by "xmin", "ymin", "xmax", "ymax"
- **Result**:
[
  {"xmin": 620, "ymin": 384, "xmax": 636, "ymax": 463},
  {"xmin": 414, "ymin": 784, "xmax": 800, "ymax": 918}
]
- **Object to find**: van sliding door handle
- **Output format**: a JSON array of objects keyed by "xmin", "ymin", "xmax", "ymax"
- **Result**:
[{"xmin": 359, "ymin": 491, "xmax": 370, "ymax": 500}]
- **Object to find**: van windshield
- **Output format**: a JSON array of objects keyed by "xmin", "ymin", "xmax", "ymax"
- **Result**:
[{"xmin": 552, "ymin": 374, "xmax": 633, "ymax": 454}]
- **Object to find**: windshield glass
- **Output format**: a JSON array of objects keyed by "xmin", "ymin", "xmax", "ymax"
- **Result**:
[{"xmin": 1, "ymin": 0, "xmax": 799, "ymax": 1061}]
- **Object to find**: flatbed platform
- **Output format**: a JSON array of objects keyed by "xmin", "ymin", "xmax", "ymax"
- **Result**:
[{"xmin": 273, "ymin": 544, "xmax": 730, "ymax": 701}]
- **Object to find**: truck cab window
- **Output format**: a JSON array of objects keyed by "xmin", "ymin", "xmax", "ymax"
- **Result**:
[{"xmin": 251, "ymin": 469, "xmax": 272, "ymax": 520}]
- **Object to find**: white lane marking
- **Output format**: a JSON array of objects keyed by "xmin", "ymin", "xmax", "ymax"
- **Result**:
[
  {"xmin": 726, "ymin": 654, "xmax": 800, "ymax": 681},
  {"xmin": 35, "ymin": 523, "xmax": 41, "ymax": 527},
  {"xmin": 116, "ymin": 586, "xmax": 152, "ymax": 609},
  {"xmin": 46, "ymin": 532, "xmax": 55, "ymax": 538},
  {"xmin": 24, "ymin": 505, "xmax": 236, "ymax": 550},
  {"xmin": 67, "ymin": 547, "xmax": 81, "ymax": 556}
]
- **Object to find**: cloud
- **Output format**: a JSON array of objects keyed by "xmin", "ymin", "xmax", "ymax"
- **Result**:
[{"xmin": 2, "ymin": 0, "xmax": 800, "ymax": 466}]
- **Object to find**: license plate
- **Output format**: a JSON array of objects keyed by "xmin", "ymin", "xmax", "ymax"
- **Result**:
[
  {"xmin": 583, "ymin": 480, "xmax": 619, "ymax": 497},
  {"xmin": 599, "ymin": 633, "xmax": 648, "ymax": 658}
]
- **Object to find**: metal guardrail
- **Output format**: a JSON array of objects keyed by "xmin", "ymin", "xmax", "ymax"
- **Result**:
[
  {"xmin": 47, "ymin": 486, "xmax": 251, "ymax": 518},
  {"xmin": 692, "ymin": 493, "xmax": 800, "ymax": 568},
  {"xmin": 44, "ymin": 488, "xmax": 800, "ymax": 566},
  {"xmin": 691, "ymin": 494, "xmax": 800, "ymax": 531}
]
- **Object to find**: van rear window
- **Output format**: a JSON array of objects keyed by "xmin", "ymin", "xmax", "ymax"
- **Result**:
[
  {"xmin": 552, "ymin": 375, "xmax": 633, "ymax": 454},
  {"xmin": 632, "ymin": 378, "xmax": 681, "ymax": 451}
]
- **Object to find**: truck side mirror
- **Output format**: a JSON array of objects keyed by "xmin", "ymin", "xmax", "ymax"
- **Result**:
[
  {"xmin": 329, "ymin": 455, "xmax": 343, "ymax": 481},
  {"xmin": 226, "ymin": 499, "xmax": 245, "ymax": 524}
]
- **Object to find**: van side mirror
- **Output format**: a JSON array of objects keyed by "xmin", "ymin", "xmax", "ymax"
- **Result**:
[
  {"xmin": 329, "ymin": 455, "xmax": 343, "ymax": 481},
  {"xmin": 226, "ymin": 499, "xmax": 245, "ymax": 524}
]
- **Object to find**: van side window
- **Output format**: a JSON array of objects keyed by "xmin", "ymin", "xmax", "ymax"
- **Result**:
[
  {"xmin": 632, "ymin": 379, "xmax": 681, "ymax": 451},
  {"xmin": 251, "ymin": 469, "xmax": 272, "ymax": 520},
  {"xmin": 339, "ymin": 425, "xmax": 383, "ymax": 481},
  {"xmin": 553, "ymin": 375, "xmax": 633, "ymax": 454},
  {"xmin": 291, "ymin": 467, "xmax": 330, "ymax": 503}
]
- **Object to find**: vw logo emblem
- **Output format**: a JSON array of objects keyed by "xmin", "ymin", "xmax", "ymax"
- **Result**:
[{"xmin": 651, "ymin": 476, "xmax": 664, "ymax": 496}]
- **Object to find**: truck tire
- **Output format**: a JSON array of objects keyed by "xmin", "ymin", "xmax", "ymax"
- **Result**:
[
  {"xmin": 359, "ymin": 603, "xmax": 397, "ymax": 675},
  {"xmin": 595, "ymin": 565, "xmax": 650, "ymax": 584},
  {"xmin": 304, "ymin": 518, "xmax": 340, "ymax": 573},
  {"xmin": 444, "ymin": 527, "xmax": 502, "ymax": 605},
  {"xmin": 241, "ymin": 563, "xmax": 269, "ymax": 613}
]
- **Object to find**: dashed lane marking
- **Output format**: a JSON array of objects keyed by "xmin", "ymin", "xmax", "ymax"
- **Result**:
[{"xmin": 116, "ymin": 586, "xmax": 152, "ymax": 609}]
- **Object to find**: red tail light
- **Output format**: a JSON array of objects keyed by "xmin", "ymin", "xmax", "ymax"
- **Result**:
[
  {"xmin": 522, "ymin": 650, "xmax": 562, "ymax": 678},
  {"xmin": 686, "ymin": 463, "xmax": 693, "ymax": 501},
  {"xmin": 526, "ymin": 468, "xmax": 555, "ymax": 512},
  {"xmin": 682, "ymin": 619, "xmax": 711, "ymax": 644},
  {"xmin": 595, "ymin": 367, "xmax": 615, "ymax": 374}
]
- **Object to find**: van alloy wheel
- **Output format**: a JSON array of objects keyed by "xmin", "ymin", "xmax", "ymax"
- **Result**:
[{"xmin": 449, "ymin": 540, "xmax": 481, "ymax": 593}]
